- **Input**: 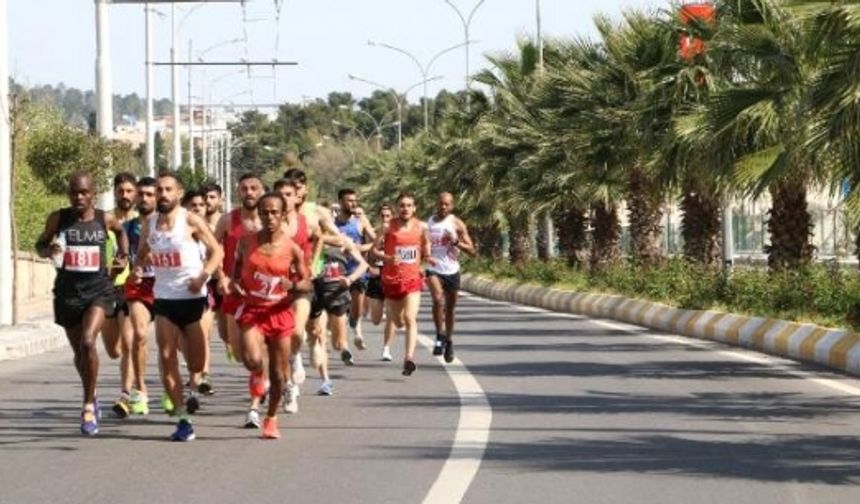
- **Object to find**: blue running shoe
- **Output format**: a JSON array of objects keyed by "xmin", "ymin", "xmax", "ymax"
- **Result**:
[
  {"xmin": 170, "ymin": 419, "xmax": 195, "ymax": 442},
  {"xmin": 80, "ymin": 409, "xmax": 98, "ymax": 436}
]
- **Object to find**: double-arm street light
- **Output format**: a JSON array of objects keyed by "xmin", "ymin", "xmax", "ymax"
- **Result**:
[
  {"xmin": 443, "ymin": 0, "xmax": 486, "ymax": 111},
  {"xmin": 348, "ymin": 74, "xmax": 444, "ymax": 151},
  {"xmin": 367, "ymin": 40, "xmax": 470, "ymax": 131}
]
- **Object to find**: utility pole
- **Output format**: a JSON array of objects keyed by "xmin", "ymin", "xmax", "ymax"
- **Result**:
[
  {"xmin": 144, "ymin": 2, "xmax": 155, "ymax": 175},
  {"xmin": 0, "ymin": 0, "xmax": 12, "ymax": 326},
  {"xmin": 188, "ymin": 39, "xmax": 195, "ymax": 172},
  {"xmin": 95, "ymin": 0, "xmax": 114, "ymax": 210},
  {"xmin": 443, "ymin": 0, "xmax": 486, "ymax": 112},
  {"xmin": 224, "ymin": 135, "xmax": 232, "ymax": 212},
  {"xmin": 170, "ymin": 3, "xmax": 181, "ymax": 169},
  {"xmin": 535, "ymin": 0, "xmax": 554, "ymax": 258}
]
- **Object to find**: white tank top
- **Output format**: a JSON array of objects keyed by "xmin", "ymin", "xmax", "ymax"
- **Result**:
[
  {"xmin": 427, "ymin": 214, "xmax": 460, "ymax": 275},
  {"xmin": 147, "ymin": 208, "xmax": 207, "ymax": 300}
]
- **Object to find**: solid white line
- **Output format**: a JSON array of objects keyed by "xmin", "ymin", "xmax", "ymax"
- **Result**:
[
  {"xmin": 462, "ymin": 292, "xmax": 860, "ymax": 398},
  {"xmin": 418, "ymin": 333, "xmax": 492, "ymax": 504}
]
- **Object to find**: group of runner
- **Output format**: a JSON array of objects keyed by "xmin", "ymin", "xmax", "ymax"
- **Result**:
[{"xmin": 36, "ymin": 169, "xmax": 475, "ymax": 441}]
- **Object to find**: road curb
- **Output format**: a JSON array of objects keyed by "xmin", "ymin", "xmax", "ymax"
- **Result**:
[
  {"xmin": 0, "ymin": 320, "xmax": 66, "ymax": 363},
  {"xmin": 461, "ymin": 273, "xmax": 860, "ymax": 376}
]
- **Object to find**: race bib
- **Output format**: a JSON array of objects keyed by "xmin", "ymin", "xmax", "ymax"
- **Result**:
[
  {"xmin": 249, "ymin": 272, "xmax": 285, "ymax": 301},
  {"xmin": 323, "ymin": 262, "xmax": 343, "ymax": 280},
  {"xmin": 396, "ymin": 246, "xmax": 419, "ymax": 265},
  {"xmin": 151, "ymin": 250, "xmax": 183, "ymax": 269},
  {"xmin": 64, "ymin": 246, "xmax": 100, "ymax": 272}
]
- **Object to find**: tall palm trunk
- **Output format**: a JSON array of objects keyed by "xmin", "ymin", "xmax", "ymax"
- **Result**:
[
  {"xmin": 766, "ymin": 176, "xmax": 815, "ymax": 270},
  {"xmin": 680, "ymin": 177, "xmax": 721, "ymax": 267},
  {"xmin": 627, "ymin": 163, "xmax": 664, "ymax": 267},
  {"xmin": 508, "ymin": 210, "xmax": 532, "ymax": 266},
  {"xmin": 590, "ymin": 201, "xmax": 622, "ymax": 271},
  {"xmin": 536, "ymin": 213, "xmax": 550, "ymax": 261},
  {"xmin": 554, "ymin": 205, "xmax": 589, "ymax": 268}
]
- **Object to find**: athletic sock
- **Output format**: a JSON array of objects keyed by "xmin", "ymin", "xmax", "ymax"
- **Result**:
[{"xmin": 348, "ymin": 317, "xmax": 357, "ymax": 329}]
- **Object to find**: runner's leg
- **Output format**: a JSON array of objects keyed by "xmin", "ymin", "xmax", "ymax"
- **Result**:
[
  {"xmin": 80, "ymin": 305, "xmax": 107, "ymax": 405},
  {"xmin": 155, "ymin": 316, "xmax": 183, "ymax": 414},
  {"xmin": 403, "ymin": 292, "xmax": 421, "ymax": 362},
  {"xmin": 128, "ymin": 301, "xmax": 150, "ymax": 397}
]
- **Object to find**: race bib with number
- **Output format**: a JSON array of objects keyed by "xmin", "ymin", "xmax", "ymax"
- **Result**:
[
  {"xmin": 396, "ymin": 246, "xmax": 419, "ymax": 264},
  {"xmin": 64, "ymin": 246, "xmax": 101, "ymax": 272},
  {"xmin": 249, "ymin": 272, "xmax": 285, "ymax": 301},
  {"xmin": 151, "ymin": 251, "xmax": 183, "ymax": 269},
  {"xmin": 323, "ymin": 262, "xmax": 343, "ymax": 280}
]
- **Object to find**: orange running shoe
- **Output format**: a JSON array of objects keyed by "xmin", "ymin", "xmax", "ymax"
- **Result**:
[
  {"xmin": 248, "ymin": 371, "xmax": 268, "ymax": 398},
  {"xmin": 261, "ymin": 416, "xmax": 280, "ymax": 439}
]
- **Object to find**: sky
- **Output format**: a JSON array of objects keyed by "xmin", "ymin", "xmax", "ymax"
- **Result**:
[{"xmin": 8, "ymin": 0, "xmax": 663, "ymax": 107}]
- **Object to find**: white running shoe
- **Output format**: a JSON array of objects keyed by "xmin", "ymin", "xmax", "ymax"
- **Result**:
[
  {"xmin": 318, "ymin": 380, "xmax": 333, "ymax": 396},
  {"xmin": 381, "ymin": 346, "xmax": 393, "ymax": 362},
  {"xmin": 244, "ymin": 409, "xmax": 261, "ymax": 429},
  {"xmin": 283, "ymin": 383, "xmax": 299, "ymax": 414},
  {"xmin": 291, "ymin": 354, "xmax": 307, "ymax": 385},
  {"xmin": 352, "ymin": 326, "xmax": 367, "ymax": 350}
]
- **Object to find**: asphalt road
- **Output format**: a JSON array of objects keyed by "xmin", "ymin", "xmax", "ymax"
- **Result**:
[{"xmin": 2, "ymin": 292, "xmax": 860, "ymax": 503}]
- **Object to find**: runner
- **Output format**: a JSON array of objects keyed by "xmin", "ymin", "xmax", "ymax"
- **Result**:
[
  {"xmin": 123, "ymin": 176, "xmax": 158, "ymax": 417},
  {"xmin": 334, "ymin": 188, "xmax": 376, "ymax": 355},
  {"xmin": 213, "ymin": 173, "xmax": 266, "ymax": 427},
  {"xmin": 309, "ymin": 235, "xmax": 369, "ymax": 395},
  {"xmin": 366, "ymin": 203, "xmax": 393, "ymax": 326},
  {"xmin": 183, "ymin": 189, "xmax": 216, "ymax": 401},
  {"xmin": 282, "ymin": 169, "xmax": 343, "ymax": 403},
  {"xmin": 135, "ymin": 173, "xmax": 223, "ymax": 441},
  {"xmin": 426, "ymin": 192, "xmax": 476, "ymax": 363},
  {"xmin": 373, "ymin": 192, "xmax": 434, "ymax": 375},
  {"xmin": 35, "ymin": 172, "xmax": 129, "ymax": 435},
  {"xmin": 101, "ymin": 172, "xmax": 137, "ymax": 418},
  {"xmin": 202, "ymin": 182, "xmax": 223, "ymax": 231},
  {"xmin": 232, "ymin": 192, "xmax": 311, "ymax": 438},
  {"xmin": 274, "ymin": 178, "xmax": 319, "ymax": 414}
]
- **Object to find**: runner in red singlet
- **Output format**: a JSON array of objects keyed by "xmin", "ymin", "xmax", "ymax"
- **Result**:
[
  {"xmin": 233, "ymin": 193, "xmax": 310, "ymax": 439},
  {"xmin": 372, "ymin": 192, "xmax": 435, "ymax": 376}
]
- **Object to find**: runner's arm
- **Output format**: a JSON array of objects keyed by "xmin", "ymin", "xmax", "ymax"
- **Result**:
[
  {"xmin": 288, "ymin": 241, "xmax": 311, "ymax": 293},
  {"xmin": 420, "ymin": 222, "xmax": 436, "ymax": 266},
  {"xmin": 35, "ymin": 211, "xmax": 61, "ymax": 259},
  {"xmin": 105, "ymin": 213, "xmax": 130, "ymax": 262},
  {"xmin": 212, "ymin": 213, "xmax": 229, "ymax": 282},
  {"xmin": 359, "ymin": 215, "xmax": 377, "ymax": 252},
  {"xmin": 454, "ymin": 218, "xmax": 477, "ymax": 257},
  {"xmin": 189, "ymin": 213, "xmax": 224, "ymax": 278},
  {"xmin": 230, "ymin": 238, "xmax": 247, "ymax": 297},
  {"xmin": 346, "ymin": 242, "xmax": 369, "ymax": 282},
  {"xmin": 317, "ymin": 208, "xmax": 344, "ymax": 247}
]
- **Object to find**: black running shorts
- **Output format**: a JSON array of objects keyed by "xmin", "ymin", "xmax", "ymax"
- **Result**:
[
  {"xmin": 153, "ymin": 297, "xmax": 208, "ymax": 329},
  {"xmin": 426, "ymin": 270, "xmax": 461, "ymax": 294},
  {"xmin": 310, "ymin": 281, "xmax": 351, "ymax": 319},
  {"xmin": 54, "ymin": 286, "xmax": 116, "ymax": 329},
  {"xmin": 366, "ymin": 276, "xmax": 384, "ymax": 300}
]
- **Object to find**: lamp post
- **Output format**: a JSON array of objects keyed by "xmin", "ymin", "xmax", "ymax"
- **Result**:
[
  {"xmin": 348, "ymin": 74, "xmax": 443, "ymax": 151},
  {"xmin": 0, "ymin": 0, "xmax": 11, "ymax": 325},
  {"xmin": 443, "ymin": 0, "xmax": 486, "ymax": 111},
  {"xmin": 367, "ymin": 40, "xmax": 469, "ymax": 131}
]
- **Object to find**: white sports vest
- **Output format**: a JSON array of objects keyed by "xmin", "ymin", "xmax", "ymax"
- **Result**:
[
  {"xmin": 147, "ymin": 208, "xmax": 207, "ymax": 300},
  {"xmin": 427, "ymin": 214, "xmax": 460, "ymax": 275}
]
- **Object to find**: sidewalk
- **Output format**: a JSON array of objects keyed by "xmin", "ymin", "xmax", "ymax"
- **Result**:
[{"xmin": 0, "ymin": 297, "xmax": 65, "ymax": 363}]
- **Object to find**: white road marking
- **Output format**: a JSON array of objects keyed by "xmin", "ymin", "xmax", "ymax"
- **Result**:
[
  {"xmin": 462, "ymin": 292, "xmax": 860, "ymax": 397},
  {"xmin": 418, "ymin": 333, "xmax": 492, "ymax": 504}
]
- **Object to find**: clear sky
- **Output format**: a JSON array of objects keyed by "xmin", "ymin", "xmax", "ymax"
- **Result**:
[{"xmin": 8, "ymin": 0, "xmax": 662, "ymax": 106}]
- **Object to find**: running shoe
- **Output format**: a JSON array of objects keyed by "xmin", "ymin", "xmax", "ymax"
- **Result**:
[
  {"xmin": 112, "ymin": 392, "xmax": 131, "ymax": 419},
  {"xmin": 402, "ymin": 359, "xmax": 417, "ymax": 376},
  {"xmin": 433, "ymin": 335, "xmax": 445, "ymax": 356},
  {"xmin": 80, "ymin": 408, "xmax": 98, "ymax": 436},
  {"xmin": 352, "ymin": 326, "xmax": 367, "ymax": 350},
  {"xmin": 291, "ymin": 354, "xmax": 306, "ymax": 385},
  {"xmin": 318, "ymin": 380, "xmax": 333, "ymax": 396},
  {"xmin": 161, "ymin": 393, "xmax": 175, "ymax": 416},
  {"xmin": 225, "ymin": 344, "xmax": 236, "ymax": 363},
  {"xmin": 198, "ymin": 373, "xmax": 214, "ymax": 396},
  {"xmin": 341, "ymin": 349, "xmax": 355, "ymax": 366},
  {"xmin": 261, "ymin": 416, "xmax": 280, "ymax": 440},
  {"xmin": 245, "ymin": 409, "xmax": 262, "ymax": 429},
  {"xmin": 248, "ymin": 371, "xmax": 267, "ymax": 398},
  {"xmin": 381, "ymin": 346, "xmax": 393, "ymax": 362},
  {"xmin": 129, "ymin": 391, "xmax": 149, "ymax": 416},
  {"xmin": 186, "ymin": 392, "xmax": 200, "ymax": 415},
  {"xmin": 283, "ymin": 383, "xmax": 299, "ymax": 414},
  {"xmin": 443, "ymin": 339, "xmax": 455, "ymax": 364},
  {"xmin": 170, "ymin": 419, "xmax": 195, "ymax": 442}
]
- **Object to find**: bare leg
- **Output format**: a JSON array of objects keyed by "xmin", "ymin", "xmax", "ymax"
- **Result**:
[
  {"xmin": 80, "ymin": 305, "xmax": 107, "ymax": 405},
  {"xmin": 117, "ymin": 312, "xmax": 135, "ymax": 393},
  {"xmin": 307, "ymin": 317, "xmax": 329, "ymax": 382},
  {"xmin": 369, "ymin": 298, "xmax": 385, "ymax": 326},
  {"xmin": 266, "ymin": 337, "xmax": 290, "ymax": 418},
  {"xmin": 403, "ymin": 293, "xmax": 421, "ymax": 361},
  {"xmin": 444, "ymin": 290, "xmax": 458, "ymax": 340},
  {"xmin": 128, "ymin": 302, "xmax": 151, "ymax": 395},
  {"xmin": 155, "ymin": 316, "xmax": 183, "ymax": 412},
  {"xmin": 427, "ymin": 276, "xmax": 445, "ymax": 337}
]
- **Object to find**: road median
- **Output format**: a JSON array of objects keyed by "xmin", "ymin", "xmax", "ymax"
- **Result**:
[{"xmin": 461, "ymin": 273, "xmax": 860, "ymax": 376}]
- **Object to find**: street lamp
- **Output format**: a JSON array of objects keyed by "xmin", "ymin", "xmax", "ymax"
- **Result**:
[
  {"xmin": 348, "ymin": 74, "xmax": 444, "ymax": 151},
  {"xmin": 443, "ymin": 0, "xmax": 486, "ymax": 112},
  {"xmin": 367, "ymin": 39, "xmax": 470, "ymax": 131}
]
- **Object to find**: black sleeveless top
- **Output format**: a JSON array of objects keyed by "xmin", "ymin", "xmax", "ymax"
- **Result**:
[{"xmin": 54, "ymin": 208, "xmax": 111, "ymax": 298}]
